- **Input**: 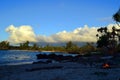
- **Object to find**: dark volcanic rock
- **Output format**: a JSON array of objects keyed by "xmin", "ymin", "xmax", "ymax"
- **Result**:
[{"xmin": 36, "ymin": 53, "xmax": 79, "ymax": 62}]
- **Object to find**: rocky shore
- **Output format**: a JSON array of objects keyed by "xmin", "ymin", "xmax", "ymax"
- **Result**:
[{"xmin": 0, "ymin": 53, "xmax": 120, "ymax": 80}]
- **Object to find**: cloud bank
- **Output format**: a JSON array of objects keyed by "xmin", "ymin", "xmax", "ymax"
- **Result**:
[
  {"xmin": 6, "ymin": 24, "xmax": 119, "ymax": 45},
  {"xmin": 6, "ymin": 25, "xmax": 37, "ymax": 43}
]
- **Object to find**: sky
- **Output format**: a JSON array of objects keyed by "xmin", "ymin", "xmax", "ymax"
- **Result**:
[{"xmin": 0, "ymin": 0, "xmax": 120, "ymax": 45}]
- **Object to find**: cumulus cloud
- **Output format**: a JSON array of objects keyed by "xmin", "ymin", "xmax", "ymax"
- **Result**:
[
  {"xmin": 50, "ymin": 25, "xmax": 98, "ymax": 42},
  {"xmin": 6, "ymin": 24, "xmax": 120, "ymax": 44},
  {"xmin": 6, "ymin": 25, "xmax": 37, "ymax": 43},
  {"xmin": 36, "ymin": 24, "xmax": 120, "ymax": 43},
  {"xmin": 107, "ymin": 24, "xmax": 120, "ymax": 30}
]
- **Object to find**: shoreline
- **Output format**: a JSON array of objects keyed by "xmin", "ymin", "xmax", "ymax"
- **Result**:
[
  {"xmin": 0, "ymin": 62, "xmax": 120, "ymax": 80},
  {"xmin": 0, "ymin": 50, "xmax": 77, "ymax": 67},
  {"xmin": 0, "ymin": 49, "xmax": 78, "ymax": 54}
]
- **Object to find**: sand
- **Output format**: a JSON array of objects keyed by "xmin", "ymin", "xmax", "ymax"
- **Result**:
[{"xmin": 0, "ymin": 62, "xmax": 120, "ymax": 80}]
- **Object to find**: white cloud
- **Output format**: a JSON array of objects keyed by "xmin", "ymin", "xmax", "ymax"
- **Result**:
[
  {"xmin": 108, "ymin": 24, "xmax": 120, "ymax": 29},
  {"xmin": 6, "ymin": 24, "xmax": 120, "ymax": 44},
  {"xmin": 51, "ymin": 25, "xmax": 98, "ymax": 42},
  {"xmin": 6, "ymin": 25, "xmax": 37, "ymax": 43}
]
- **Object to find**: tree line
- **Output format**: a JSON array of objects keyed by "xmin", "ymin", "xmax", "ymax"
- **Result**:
[{"xmin": 0, "ymin": 40, "xmax": 96, "ymax": 54}]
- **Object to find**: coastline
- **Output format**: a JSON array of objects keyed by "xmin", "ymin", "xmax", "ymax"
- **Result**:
[
  {"xmin": 0, "ymin": 50, "xmax": 120, "ymax": 80},
  {"xmin": 0, "ymin": 50, "xmax": 78, "ymax": 67}
]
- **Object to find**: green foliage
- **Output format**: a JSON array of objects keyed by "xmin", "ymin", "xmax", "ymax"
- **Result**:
[
  {"xmin": 96, "ymin": 26, "xmax": 117, "ymax": 48},
  {"xmin": 43, "ymin": 44, "xmax": 54, "ymax": 51},
  {"xmin": 113, "ymin": 9, "xmax": 120, "ymax": 27},
  {"xmin": 31, "ymin": 43, "xmax": 39, "ymax": 50},
  {"xmin": 20, "ymin": 41, "xmax": 30, "ymax": 50},
  {"xmin": 97, "ymin": 35, "xmax": 109, "ymax": 48},
  {"xmin": 66, "ymin": 41, "xmax": 73, "ymax": 49},
  {"xmin": 96, "ymin": 25, "xmax": 120, "ymax": 54},
  {"xmin": 40, "ymin": 44, "xmax": 66, "ymax": 52},
  {"xmin": 96, "ymin": 27, "xmax": 109, "ymax": 48},
  {"xmin": 65, "ymin": 41, "xmax": 79, "ymax": 53},
  {"xmin": 113, "ymin": 9, "xmax": 120, "ymax": 22},
  {"xmin": 0, "ymin": 41, "xmax": 9, "ymax": 49},
  {"xmin": 0, "ymin": 40, "xmax": 96, "ymax": 55},
  {"xmin": 80, "ymin": 42, "xmax": 95, "ymax": 54}
]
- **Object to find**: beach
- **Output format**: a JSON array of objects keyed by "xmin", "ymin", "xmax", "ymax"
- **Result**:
[{"xmin": 0, "ymin": 62, "xmax": 120, "ymax": 80}]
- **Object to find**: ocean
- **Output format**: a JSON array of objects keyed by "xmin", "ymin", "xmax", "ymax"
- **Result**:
[
  {"xmin": 0, "ymin": 50, "xmax": 78, "ymax": 66},
  {"xmin": 0, "ymin": 50, "xmax": 40, "ymax": 66}
]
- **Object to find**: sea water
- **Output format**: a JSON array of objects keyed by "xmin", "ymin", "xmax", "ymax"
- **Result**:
[
  {"xmin": 0, "ymin": 50, "xmax": 40, "ymax": 66},
  {"xmin": 0, "ymin": 50, "xmax": 78, "ymax": 66}
]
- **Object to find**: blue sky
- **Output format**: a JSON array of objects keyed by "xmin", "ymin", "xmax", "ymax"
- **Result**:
[{"xmin": 0, "ymin": 0, "xmax": 120, "ymax": 43}]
